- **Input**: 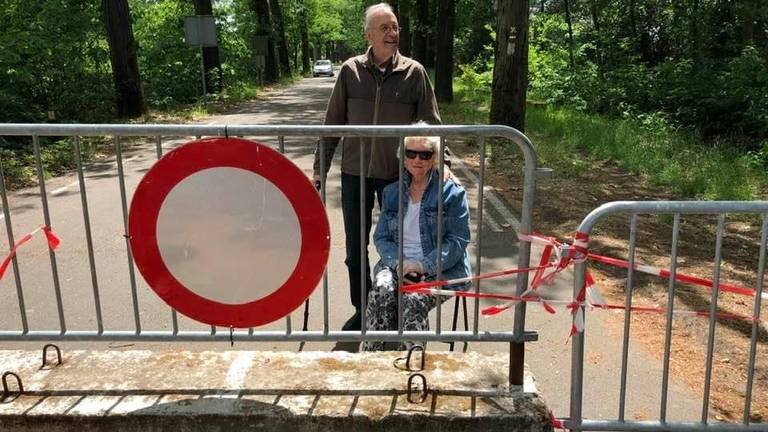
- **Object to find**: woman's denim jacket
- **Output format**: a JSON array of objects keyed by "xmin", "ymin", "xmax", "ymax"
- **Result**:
[{"xmin": 373, "ymin": 170, "xmax": 472, "ymax": 289}]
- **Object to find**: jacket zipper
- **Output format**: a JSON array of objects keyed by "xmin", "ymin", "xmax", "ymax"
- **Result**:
[{"xmin": 368, "ymin": 71, "xmax": 383, "ymax": 175}]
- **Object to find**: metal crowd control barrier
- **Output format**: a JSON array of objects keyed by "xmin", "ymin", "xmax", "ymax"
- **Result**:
[
  {"xmin": 568, "ymin": 201, "xmax": 768, "ymax": 432},
  {"xmin": 0, "ymin": 124, "xmax": 544, "ymax": 387}
]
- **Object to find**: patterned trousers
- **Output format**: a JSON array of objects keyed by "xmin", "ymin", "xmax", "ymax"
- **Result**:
[{"xmin": 361, "ymin": 266, "xmax": 444, "ymax": 351}]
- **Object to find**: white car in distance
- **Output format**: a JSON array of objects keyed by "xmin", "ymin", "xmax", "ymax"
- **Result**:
[{"xmin": 313, "ymin": 59, "xmax": 334, "ymax": 77}]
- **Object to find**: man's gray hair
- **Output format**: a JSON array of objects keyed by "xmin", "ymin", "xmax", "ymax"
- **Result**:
[{"xmin": 364, "ymin": 3, "xmax": 395, "ymax": 31}]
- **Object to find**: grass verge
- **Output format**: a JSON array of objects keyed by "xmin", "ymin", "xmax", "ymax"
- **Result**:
[{"xmin": 441, "ymin": 83, "xmax": 767, "ymax": 200}]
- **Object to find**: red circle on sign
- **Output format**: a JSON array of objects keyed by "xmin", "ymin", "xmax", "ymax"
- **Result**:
[{"xmin": 128, "ymin": 137, "xmax": 330, "ymax": 328}]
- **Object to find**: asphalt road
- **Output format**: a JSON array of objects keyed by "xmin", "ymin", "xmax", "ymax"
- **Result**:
[{"xmin": 0, "ymin": 71, "xmax": 705, "ymax": 422}]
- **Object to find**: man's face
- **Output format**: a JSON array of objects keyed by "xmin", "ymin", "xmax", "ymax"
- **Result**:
[{"xmin": 366, "ymin": 9, "xmax": 399, "ymax": 64}]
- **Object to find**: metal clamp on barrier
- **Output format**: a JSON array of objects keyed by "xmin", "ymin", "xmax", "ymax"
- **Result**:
[
  {"xmin": 406, "ymin": 373, "xmax": 429, "ymax": 404},
  {"xmin": 42, "ymin": 343, "xmax": 62, "ymax": 369},
  {"xmin": 1, "ymin": 371, "xmax": 23, "ymax": 402},
  {"xmin": 394, "ymin": 345, "xmax": 426, "ymax": 372}
]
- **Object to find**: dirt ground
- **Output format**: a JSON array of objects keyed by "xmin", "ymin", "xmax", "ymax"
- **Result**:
[{"xmin": 451, "ymin": 138, "xmax": 767, "ymax": 423}]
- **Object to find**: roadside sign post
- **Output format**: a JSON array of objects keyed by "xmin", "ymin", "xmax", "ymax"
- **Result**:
[
  {"xmin": 253, "ymin": 36, "xmax": 268, "ymax": 87},
  {"xmin": 184, "ymin": 15, "xmax": 218, "ymax": 106}
]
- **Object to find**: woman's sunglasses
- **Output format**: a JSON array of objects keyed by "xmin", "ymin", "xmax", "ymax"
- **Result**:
[{"xmin": 405, "ymin": 150, "xmax": 434, "ymax": 160}]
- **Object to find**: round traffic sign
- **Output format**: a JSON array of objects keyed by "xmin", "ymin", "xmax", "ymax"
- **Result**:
[{"xmin": 128, "ymin": 137, "xmax": 330, "ymax": 328}]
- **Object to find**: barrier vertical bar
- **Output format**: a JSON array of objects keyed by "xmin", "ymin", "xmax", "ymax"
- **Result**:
[
  {"xmin": 435, "ymin": 136, "xmax": 445, "ymax": 334},
  {"xmin": 0, "ymin": 152, "xmax": 28, "ymax": 333},
  {"xmin": 511, "ymin": 132, "xmax": 539, "ymax": 387},
  {"xmin": 473, "ymin": 137, "xmax": 486, "ymax": 335},
  {"xmin": 280, "ymin": 136, "xmax": 292, "ymax": 336},
  {"xmin": 397, "ymin": 137, "xmax": 405, "ymax": 336},
  {"xmin": 360, "ymin": 140, "xmax": 367, "ymax": 337},
  {"xmin": 618, "ymin": 214, "xmax": 638, "ymax": 421},
  {"xmin": 742, "ymin": 214, "xmax": 767, "ymax": 425},
  {"xmin": 660, "ymin": 214, "xmax": 681, "ymax": 422},
  {"xmin": 155, "ymin": 135, "xmax": 179, "ymax": 334},
  {"xmin": 569, "ymin": 260, "xmax": 587, "ymax": 432},
  {"xmin": 33, "ymin": 135, "xmax": 66, "ymax": 333},
  {"xmin": 115, "ymin": 135, "xmax": 141, "ymax": 333},
  {"xmin": 155, "ymin": 135, "xmax": 163, "ymax": 159},
  {"xmin": 319, "ymin": 140, "xmax": 329, "ymax": 335},
  {"xmin": 701, "ymin": 214, "xmax": 726, "ymax": 422},
  {"xmin": 73, "ymin": 136, "xmax": 104, "ymax": 334},
  {"xmin": 155, "ymin": 135, "xmax": 179, "ymax": 335}
]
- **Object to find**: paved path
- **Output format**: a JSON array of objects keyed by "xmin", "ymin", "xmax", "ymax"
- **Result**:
[{"xmin": 0, "ymin": 73, "xmax": 705, "ymax": 423}]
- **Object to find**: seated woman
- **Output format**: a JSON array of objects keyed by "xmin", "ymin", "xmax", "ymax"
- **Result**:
[{"xmin": 362, "ymin": 135, "xmax": 471, "ymax": 351}]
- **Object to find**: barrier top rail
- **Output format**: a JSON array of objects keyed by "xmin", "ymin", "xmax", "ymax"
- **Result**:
[
  {"xmin": 0, "ymin": 123, "xmax": 532, "ymax": 139},
  {"xmin": 0, "ymin": 123, "xmax": 539, "ymax": 178},
  {"xmin": 578, "ymin": 201, "xmax": 768, "ymax": 235}
]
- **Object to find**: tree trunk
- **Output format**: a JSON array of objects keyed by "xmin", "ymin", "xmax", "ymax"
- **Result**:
[
  {"xmin": 412, "ymin": 0, "xmax": 428, "ymax": 64},
  {"xmin": 399, "ymin": 0, "xmax": 411, "ymax": 57},
  {"xmin": 271, "ymin": 0, "xmax": 291, "ymax": 76},
  {"xmin": 434, "ymin": 0, "xmax": 455, "ymax": 103},
  {"xmin": 589, "ymin": 0, "xmax": 600, "ymax": 33},
  {"xmin": 300, "ymin": 7, "xmax": 311, "ymax": 74},
  {"xmin": 252, "ymin": 0, "xmax": 279, "ymax": 83},
  {"xmin": 424, "ymin": 0, "xmax": 436, "ymax": 68},
  {"xmin": 102, "ymin": 0, "xmax": 144, "ymax": 117},
  {"xmin": 629, "ymin": 0, "xmax": 638, "ymax": 43},
  {"xmin": 193, "ymin": 0, "xmax": 222, "ymax": 93},
  {"xmin": 489, "ymin": 0, "xmax": 529, "ymax": 131},
  {"xmin": 590, "ymin": 0, "xmax": 602, "ymax": 72},
  {"xmin": 564, "ymin": 0, "xmax": 575, "ymax": 68},
  {"xmin": 691, "ymin": 0, "xmax": 701, "ymax": 64}
]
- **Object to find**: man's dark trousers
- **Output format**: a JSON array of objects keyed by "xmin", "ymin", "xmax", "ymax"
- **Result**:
[{"xmin": 341, "ymin": 172, "xmax": 396, "ymax": 313}]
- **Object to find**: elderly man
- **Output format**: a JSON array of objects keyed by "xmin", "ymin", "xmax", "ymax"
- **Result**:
[{"xmin": 313, "ymin": 2, "xmax": 441, "ymax": 331}]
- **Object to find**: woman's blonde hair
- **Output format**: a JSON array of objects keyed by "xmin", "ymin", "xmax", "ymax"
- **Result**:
[
  {"xmin": 403, "ymin": 135, "xmax": 440, "ymax": 168},
  {"xmin": 401, "ymin": 121, "xmax": 440, "ymax": 168}
]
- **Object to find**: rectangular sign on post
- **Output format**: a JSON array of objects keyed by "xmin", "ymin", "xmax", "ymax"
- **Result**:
[{"xmin": 184, "ymin": 15, "xmax": 218, "ymax": 47}]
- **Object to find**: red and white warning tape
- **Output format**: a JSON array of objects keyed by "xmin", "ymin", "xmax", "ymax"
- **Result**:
[
  {"xmin": 401, "ymin": 231, "xmax": 764, "ymax": 336},
  {"xmin": 0, "ymin": 225, "xmax": 60, "ymax": 283}
]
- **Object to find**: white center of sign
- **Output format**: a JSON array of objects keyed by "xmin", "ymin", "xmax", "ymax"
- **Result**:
[{"xmin": 156, "ymin": 167, "xmax": 301, "ymax": 304}]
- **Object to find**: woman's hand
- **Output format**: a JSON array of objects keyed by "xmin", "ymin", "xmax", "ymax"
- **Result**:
[{"xmin": 402, "ymin": 260, "xmax": 423, "ymax": 275}]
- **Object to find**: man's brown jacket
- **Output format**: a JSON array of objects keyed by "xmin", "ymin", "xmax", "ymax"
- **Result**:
[{"xmin": 313, "ymin": 48, "xmax": 441, "ymax": 180}]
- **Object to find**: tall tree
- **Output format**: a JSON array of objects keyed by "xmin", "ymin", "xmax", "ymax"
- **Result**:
[
  {"xmin": 564, "ymin": 0, "xmax": 575, "ymax": 68},
  {"xmin": 300, "ymin": 5, "xmax": 311, "ymax": 74},
  {"xmin": 193, "ymin": 0, "xmax": 222, "ymax": 93},
  {"xmin": 423, "ymin": 0, "xmax": 436, "ymax": 68},
  {"xmin": 412, "ymin": 0, "xmax": 429, "ymax": 64},
  {"xmin": 489, "ymin": 0, "xmax": 529, "ymax": 131},
  {"xmin": 102, "ymin": 0, "xmax": 144, "ymax": 117},
  {"xmin": 271, "ymin": 0, "xmax": 292, "ymax": 76},
  {"xmin": 398, "ymin": 0, "xmax": 412, "ymax": 57},
  {"xmin": 252, "ymin": 0, "xmax": 279, "ymax": 83},
  {"xmin": 434, "ymin": 0, "xmax": 455, "ymax": 102}
]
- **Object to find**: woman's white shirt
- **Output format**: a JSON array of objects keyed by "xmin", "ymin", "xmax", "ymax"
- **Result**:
[{"xmin": 402, "ymin": 199, "xmax": 423, "ymax": 261}]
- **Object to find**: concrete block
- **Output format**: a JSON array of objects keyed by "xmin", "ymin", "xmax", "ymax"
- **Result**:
[{"xmin": 0, "ymin": 350, "xmax": 552, "ymax": 431}]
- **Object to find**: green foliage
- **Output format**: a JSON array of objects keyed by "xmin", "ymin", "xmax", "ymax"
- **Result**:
[
  {"xmin": 131, "ymin": 0, "xmax": 201, "ymax": 107},
  {"xmin": 528, "ymin": 2, "xmax": 768, "ymax": 141},
  {"xmin": 445, "ymin": 61, "xmax": 765, "ymax": 200},
  {"xmin": 0, "ymin": 137, "xmax": 94, "ymax": 188},
  {"xmin": 0, "ymin": 0, "xmax": 114, "ymax": 123}
]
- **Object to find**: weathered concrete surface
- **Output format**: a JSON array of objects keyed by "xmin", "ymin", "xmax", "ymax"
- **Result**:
[{"xmin": 0, "ymin": 350, "xmax": 552, "ymax": 431}]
